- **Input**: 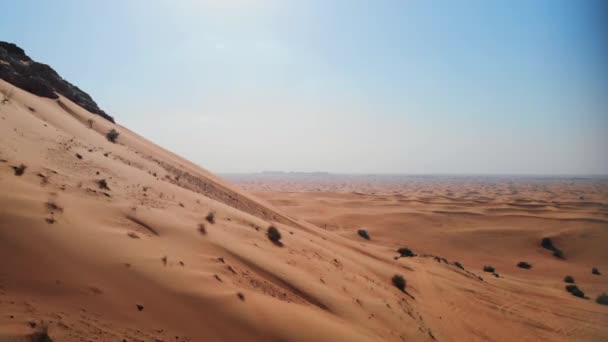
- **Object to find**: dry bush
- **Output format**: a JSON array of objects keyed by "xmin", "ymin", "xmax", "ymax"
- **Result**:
[{"xmin": 392, "ymin": 274, "xmax": 406, "ymax": 291}]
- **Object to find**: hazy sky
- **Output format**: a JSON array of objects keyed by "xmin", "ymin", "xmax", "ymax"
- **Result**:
[{"xmin": 2, "ymin": 0, "xmax": 607, "ymax": 174}]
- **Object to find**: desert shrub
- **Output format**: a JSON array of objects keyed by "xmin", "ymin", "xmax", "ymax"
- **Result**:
[
  {"xmin": 98, "ymin": 179, "xmax": 110, "ymax": 190},
  {"xmin": 541, "ymin": 237, "xmax": 555, "ymax": 250},
  {"xmin": 483, "ymin": 265, "xmax": 495, "ymax": 273},
  {"xmin": 392, "ymin": 274, "xmax": 406, "ymax": 292},
  {"xmin": 357, "ymin": 229, "xmax": 370, "ymax": 240},
  {"xmin": 517, "ymin": 261, "xmax": 532, "ymax": 269},
  {"xmin": 453, "ymin": 261, "xmax": 464, "ymax": 270},
  {"xmin": 397, "ymin": 247, "xmax": 414, "ymax": 257},
  {"xmin": 541, "ymin": 237, "xmax": 564, "ymax": 259},
  {"xmin": 592, "ymin": 267, "xmax": 601, "ymax": 275},
  {"xmin": 565, "ymin": 284, "xmax": 585, "ymax": 298},
  {"xmin": 106, "ymin": 128, "xmax": 119, "ymax": 143},
  {"xmin": 564, "ymin": 275, "xmax": 575, "ymax": 283},
  {"xmin": 205, "ymin": 212, "xmax": 215, "ymax": 224},
  {"xmin": 87, "ymin": 119, "xmax": 94, "ymax": 128},
  {"xmin": 596, "ymin": 293, "xmax": 608, "ymax": 305},
  {"xmin": 12, "ymin": 164, "xmax": 26, "ymax": 176},
  {"xmin": 267, "ymin": 225, "xmax": 282, "ymax": 244}
]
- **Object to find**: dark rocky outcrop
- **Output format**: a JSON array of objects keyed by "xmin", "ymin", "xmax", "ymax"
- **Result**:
[{"xmin": 0, "ymin": 41, "xmax": 114, "ymax": 122}]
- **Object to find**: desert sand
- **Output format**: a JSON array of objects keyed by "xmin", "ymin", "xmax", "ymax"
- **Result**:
[{"xmin": 1, "ymin": 80, "xmax": 607, "ymax": 341}]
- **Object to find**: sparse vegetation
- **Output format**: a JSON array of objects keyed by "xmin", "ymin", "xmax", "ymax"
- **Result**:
[
  {"xmin": 541, "ymin": 237, "xmax": 554, "ymax": 250},
  {"xmin": 565, "ymin": 284, "xmax": 585, "ymax": 299},
  {"xmin": 453, "ymin": 261, "xmax": 464, "ymax": 270},
  {"xmin": 12, "ymin": 164, "xmax": 26, "ymax": 176},
  {"xmin": 205, "ymin": 212, "xmax": 215, "ymax": 224},
  {"xmin": 87, "ymin": 119, "xmax": 94, "ymax": 128},
  {"xmin": 357, "ymin": 229, "xmax": 370, "ymax": 240},
  {"xmin": 392, "ymin": 274, "xmax": 406, "ymax": 291},
  {"xmin": 596, "ymin": 293, "xmax": 608, "ymax": 305},
  {"xmin": 541, "ymin": 237, "xmax": 564, "ymax": 259},
  {"xmin": 267, "ymin": 225, "xmax": 282, "ymax": 245},
  {"xmin": 106, "ymin": 128, "xmax": 119, "ymax": 143},
  {"xmin": 483, "ymin": 265, "xmax": 495, "ymax": 273},
  {"xmin": 198, "ymin": 223, "xmax": 207, "ymax": 235},
  {"xmin": 98, "ymin": 179, "xmax": 110, "ymax": 190},
  {"xmin": 592, "ymin": 267, "xmax": 601, "ymax": 275},
  {"xmin": 517, "ymin": 261, "xmax": 532, "ymax": 269},
  {"xmin": 564, "ymin": 275, "xmax": 575, "ymax": 283},
  {"xmin": 397, "ymin": 247, "xmax": 414, "ymax": 257}
]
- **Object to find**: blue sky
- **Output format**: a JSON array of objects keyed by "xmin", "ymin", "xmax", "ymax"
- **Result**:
[{"xmin": 2, "ymin": 0, "xmax": 607, "ymax": 174}]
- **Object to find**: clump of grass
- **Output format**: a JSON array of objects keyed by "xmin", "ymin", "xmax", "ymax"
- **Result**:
[
  {"xmin": 205, "ymin": 212, "xmax": 215, "ymax": 224},
  {"xmin": 106, "ymin": 129, "xmax": 119, "ymax": 143},
  {"xmin": 592, "ymin": 267, "xmax": 601, "ymax": 275},
  {"xmin": 357, "ymin": 229, "xmax": 370, "ymax": 240},
  {"xmin": 267, "ymin": 225, "xmax": 282, "ymax": 245},
  {"xmin": 483, "ymin": 265, "xmax": 495, "ymax": 273},
  {"xmin": 596, "ymin": 293, "xmax": 608, "ymax": 305},
  {"xmin": 564, "ymin": 275, "xmax": 575, "ymax": 283},
  {"xmin": 517, "ymin": 261, "xmax": 532, "ymax": 269},
  {"xmin": 98, "ymin": 179, "xmax": 110, "ymax": 190},
  {"xmin": 565, "ymin": 284, "xmax": 585, "ymax": 299},
  {"xmin": 397, "ymin": 247, "xmax": 414, "ymax": 258},
  {"xmin": 392, "ymin": 274, "xmax": 406, "ymax": 292},
  {"xmin": 12, "ymin": 164, "xmax": 26, "ymax": 176}
]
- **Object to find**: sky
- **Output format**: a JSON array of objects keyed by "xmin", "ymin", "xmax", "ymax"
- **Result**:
[{"xmin": 2, "ymin": 0, "xmax": 607, "ymax": 174}]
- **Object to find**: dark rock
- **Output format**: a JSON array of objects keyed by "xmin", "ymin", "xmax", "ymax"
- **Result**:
[{"xmin": 0, "ymin": 41, "xmax": 114, "ymax": 122}]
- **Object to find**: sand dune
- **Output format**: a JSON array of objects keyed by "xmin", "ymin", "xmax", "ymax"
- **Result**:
[{"xmin": 1, "ymin": 79, "xmax": 607, "ymax": 341}]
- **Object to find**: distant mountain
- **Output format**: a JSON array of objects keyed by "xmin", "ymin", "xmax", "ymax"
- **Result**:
[{"xmin": 0, "ymin": 41, "xmax": 113, "ymax": 122}]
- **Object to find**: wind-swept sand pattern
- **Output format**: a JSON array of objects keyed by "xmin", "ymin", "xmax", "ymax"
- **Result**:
[{"xmin": 1, "ymin": 80, "xmax": 607, "ymax": 341}]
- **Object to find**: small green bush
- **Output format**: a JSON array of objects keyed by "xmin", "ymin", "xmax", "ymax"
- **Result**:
[
  {"xmin": 267, "ymin": 225, "xmax": 282, "ymax": 244},
  {"xmin": 392, "ymin": 274, "xmax": 406, "ymax": 291},
  {"xmin": 483, "ymin": 265, "xmax": 495, "ymax": 273},
  {"xmin": 596, "ymin": 293, "xmax": 608, "ymax": 305},
  {"xmin": 397, "ymin": 247, "xmax": 414, "ymax": 257},
  {"xmin": 106, "ymin": 128, "xmax": 119, "ymax": 143},
  {"xmin": 12, "ymin": 164, "xmax": 26, "ymax": 176},
  {"xmin": 205, "ymin": 212, "xmax": 215, "ymax": 224},
  {"xmin": 357, "ymin": 229, "xmax": 370, "ymax": 240},
  {"xmin": 565, "ymin": 284, "xmax": 585, "ymax": 298},
  {"xmin": 541, "ymin": 237, "xmax": 555, "ymax": 250},
  {"xmin": 517, "ymin": 261, "xmax": 532, "ymax": 269},
  {"xmin": 98, "ymin": 179, "xmax": 110, "ymax": 190}
]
